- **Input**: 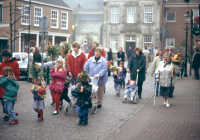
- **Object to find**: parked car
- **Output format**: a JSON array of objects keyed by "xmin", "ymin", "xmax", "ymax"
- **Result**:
[
  {"xmin": 40, "ymin": 52, "xmax": 50, "ymax": 63},
  {"xmin": 13, "ymin": 52, "xmax": 28, "ymax": 64}
]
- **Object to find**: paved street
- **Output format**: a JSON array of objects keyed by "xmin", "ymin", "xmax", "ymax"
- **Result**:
[{"xmin": 0, "ymin": 62, "xmax": 199, "ymax": 140}]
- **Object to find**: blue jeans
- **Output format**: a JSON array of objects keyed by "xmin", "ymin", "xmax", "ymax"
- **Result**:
[
  {"xmin": 0, "ymin": 97, "xmax": 6, "ymax": 113},
  {"xmin": 77, "ymin": 106, "xmax": 89, "ymax": 122},
  {"xmin": 4, "ymin": 100, "xmax": 17, "ymax": 120},
  {"xmin": 155, "ymin": 74, "xmax": 159, "ymax": 95},
  {"xmin": 121, "ymin": 80, "xmax": 125, "ymax": 87}
]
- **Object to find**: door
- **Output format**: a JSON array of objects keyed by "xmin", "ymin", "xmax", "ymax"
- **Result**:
[{"xmin": 126, "ymin": 42, "xmax": 135, "ymax": 58}]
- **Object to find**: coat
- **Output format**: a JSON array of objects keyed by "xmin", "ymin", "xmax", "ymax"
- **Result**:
[
  {"xmin": 0, "ymin": 75, "xmax": 19, "ymax": 102},
  {"xmin": 179, "ymin": 54, "xmax": 186, "ymax": 69},
  {"xmin": 117, "ymin": 51, "xmax": 125, "ymax": 62},
  {"xmin": 49, "ymin": 67, "xmax": 66, "ymax": 93},
  {"xmin": 33, "ymin": 53, "xmax": 41, "ymax": 63},
  {"xmin": 88, "ymin": 49, "xmax": 105, "ymax": 59},
  {"xmin": 155, "ymin": 61, "xmax": 179, "ymax": 87},
  {"xmin": 192, "ymin": 52, "xmax": 200, "ymax": 69},
  {"xmin": 113, "ymin": 72, "xmax": 125, "ymax": 84},
  {"xmin": 142, "ymin": 50, "xmax": 151, "ymax": 68},
  {"xmin": 107, "ymin": 51, "xmax": 113, "ymax": 61},
  {"xmin": 84, "ymin": 56, "xmax": 108, "ymax": 85},
  {"xmin": 151, "ymin": 56, "xmax": 164, "ymax": 75},
  {"xmin": 31, "ymin": 84, "xmax": 46, "ymax": 100},
  {"xmin": 0, "ymin": 58, "xmax": 20, "ymax": 98},
  {"xmin": 75, "ymin": 82, "xmax": 92, "ymax": 108},
  {"xmin": 127, "ymin": 49, "xmax": 133, "ymax": 60},
  {"xmin": 126, "ymin": 85, "xmax": 138, "ymax": 92},
  {"xmin": 128, "ymin": 53, "xmax": 146, "ymax": 82},
  {"xmin": 67, "ymin": 50, "xmax": 87, "ymax": 78}
]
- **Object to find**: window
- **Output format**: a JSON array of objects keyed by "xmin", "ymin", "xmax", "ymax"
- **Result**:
[
  {"xmin": 193, "ymin": 9, "xmax": 199, "ymax": 27},
  {"xmin": 21, "ymin": 5, "xmax": 30, "ymax": 25},
  {"xmin": 127, "ymin": 6, "xmax": 135, "ymax": 23},
  {"xmin": 144, "ymin": 6, "xmax": 153, "ymax": 23},
  {"xmin": 143, "ymin": 36, "xmax": 152, "ymax": 47},
  {"xmin": 126, "ymin": 36, "xmax": 136, "ymax": 41},
  {"xmin": 0, "ymin": 4, "xmax": 2, "ymax": 22},
  {"xmin": 111, "ymin": 7, "xmax": 119, "ymax": 23},
  {"xmin": 166, "ymin": 38, "xmax": 175, "ymax": 48},
  {"xmin": 61, "ymin": 12, "xmax": 68, "ymax": 29},
  {"xmin": 51, "ymin": 10, "xmax": 58, "ymax": 28},
  {"xmin": 110, "ymin": 35, "xmax": 118, "ymax": 52},
  {"xmin": 166, "ymin": 12, "xmax": 176, "ymax": 22},
  {"xmin": 34, "ymin": 7, "xmax": 42, "ymax": 26}
]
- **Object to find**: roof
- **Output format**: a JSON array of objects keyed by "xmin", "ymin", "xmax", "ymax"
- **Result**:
[
  {"xmin": 33, "ymin": 0, "xmax": 70, "ymax": 8},
  {"xmin": 73, "ymin": 14, "xmax": 103, "ymax": 22}
]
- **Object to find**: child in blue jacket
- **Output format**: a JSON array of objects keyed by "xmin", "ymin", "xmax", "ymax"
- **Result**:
[{"xmin": 124, "ymin": 80, "xmax": 137, "ymax": 101}]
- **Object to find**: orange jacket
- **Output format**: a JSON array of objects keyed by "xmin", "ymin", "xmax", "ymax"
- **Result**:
[{"xmin": 88, "ymin": 48, "xmax": 105, "ymax": 59}]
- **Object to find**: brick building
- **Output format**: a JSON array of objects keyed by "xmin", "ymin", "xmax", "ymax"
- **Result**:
[
  {"xmin": 0, "ymin": 0, "xmax": 73, "ymax": 53},
  {"xmin": 160, "ymin": 0, "xmax": 200, "ymax": 56}
]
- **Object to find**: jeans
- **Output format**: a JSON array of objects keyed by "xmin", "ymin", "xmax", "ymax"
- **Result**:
[
  {"xmin": 121, "ymin": 80, "xmax": 125, "ymax": 87},
  {"xmin": 137, "ymin": 81, "xmax": 144, "ymax": 97},
  {"xmin": 124, "ymin": 90, "xmax": 135, "ymax": 99},
  {"xmin": 4, "ymin": 100, "xmax": 17, "ymax": 120},
  {"xmin": 114, "ymin": 83, "xmax": 121, "ymax": 94},
  {"xmin": 77, "ymin": 106, "xmax": 89, "ymax": 122},
  {"xmin": 0, "ymin": 97, "xmax": 6, "ymax": 113},
  {"xmin": 194, "ymin": 68, "xmax": 199, "ymax": 79},
  {"xmin": 155, "ymin": 74, "xmax": 159, "ymax": 95}
]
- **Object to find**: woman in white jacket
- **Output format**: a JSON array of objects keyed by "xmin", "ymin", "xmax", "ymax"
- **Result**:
[{"xmin": 155, "ymin": 53, "xmax": 179, "ymax": 107}]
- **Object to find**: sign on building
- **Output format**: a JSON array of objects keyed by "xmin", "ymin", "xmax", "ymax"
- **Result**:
[{"xmin": 83, "ymin": 39, "xmax": 87, "ymax": 45}]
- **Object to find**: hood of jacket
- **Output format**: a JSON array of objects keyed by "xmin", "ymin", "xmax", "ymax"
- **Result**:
[{"xmin": 71, "ymin": 50, "xmax": 82, "ymax": 58}]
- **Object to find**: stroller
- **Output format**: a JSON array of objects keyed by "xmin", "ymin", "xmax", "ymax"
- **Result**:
[
  {"xmin": 64, "ymin": 77, "xmax": 98, "ymax": 115},
  {"xmin": 122, "ymin": 73, "xmax": 138, "ymax": 104}
]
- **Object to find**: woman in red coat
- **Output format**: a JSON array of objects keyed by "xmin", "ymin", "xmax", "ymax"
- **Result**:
[{"xmin": 67, "ymin": 42, "xmax": 87, "ymax": 84}]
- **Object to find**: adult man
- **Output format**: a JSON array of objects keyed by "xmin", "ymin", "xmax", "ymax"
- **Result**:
[
  {"xmin": 117, "ymin": 47, "xmax": 125, "ymax": 66},
  {"xmin": 0, "ymin": 49, "xmax": 20, "ymax": 121},
  {"xmin": 151, "ymin": 49, "xmax": 164, "ymax": 96},
  {"xmin": 142, "ymin": 47, "xmax": 151, "ymax": 73},
  {"xmin": 148, "ymin": 44, "xmax": 154, "ymax": 62},
  {"xmin": 192, "ymin": 46, "xmax": 200, "ymax": 80},
  {"xmin": 88, "ymin": 42, "xmax": 105, "ymax": 59},
  {"xmin": 85, "ymin": 46, "xmax": 90, "ymax": 53},
  {"xmin": 127, "ymin": 46, "xmax": 133, "ymax": 60}
]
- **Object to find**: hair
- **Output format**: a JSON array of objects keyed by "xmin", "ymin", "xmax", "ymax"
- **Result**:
[
  {"xmin": 93, "ymin": 42, "xmax": 99, "ymax": 47},
  {"xmin": 109, "ymin": 48, "xmax": 112, "ymax": 51},
  {"xmin": 1, "ymin": 49, "xmax": 11, "ymax": 58},
  {"xmin": 177, "ymin": 50, "xmax": 181, "ymax": 53},
  {"xmin": 134, "ymin": 47, "xmax": 143, "ymax": 53},
  {"xmin": 119, "ymin": 61, "xmax": 124, "ymax": 66},
  {"xmin": 155, "ymin": 47, "xmax": 157, "ymax": 49},
  {"xmin": 163, "ymin": 52, "xmax": 171, "ymax": 58},
  {"xmin": 159, "ymin": 49, "xmax": 163, "ymax": 52},
  {"xmin": 35, "ymin": 47, "xmax": 41, "ymax": 53},
  {"xmin": 95, "ymin": 47, "xmax": 102, "ymax": 53},
  {"xmin": 56, "ymin": 58, "xmax": 64, "ymax": 65},
  {"xmin": 3, "ymin": 67, "xmax": 15, "ymax": 78},
  {"xmin": 72, "ymin": 41, "xmax": 80, "ymax": 49},
  {"xmin": 30, "ymin": 47, "xmax": 35, "ymax": 53},
  {"xmin": 144, "ymin": 46, "xmax": 147, "ymax": 50},
  {"xmin": 36, "ymin": 77, "xmax": 46, "ymax": 86}
]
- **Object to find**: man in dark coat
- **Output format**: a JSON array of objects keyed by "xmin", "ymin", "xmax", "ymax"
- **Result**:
[
  {"xmin": 127, "ymin": 46, "xmax": 133, "ymax": 60},
  {"xmin": 192, "ymin": 46, "xmax": 200, "ymax": 80},
  {"xmin": 127, "ymin": 47, "xmax": 146, "ymax": 99},
  {"xmin": 117, "ymin": 47, "xmax": 125, "ymax": 66}
]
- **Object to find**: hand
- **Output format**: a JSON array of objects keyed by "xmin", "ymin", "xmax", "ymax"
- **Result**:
[
  {"xmin": 69, "ymin": 72, "xmax": 73, "ymax": 77},
  {"xmin": 94, "ymin": 74, "xmax": 99, "ymax": 78},
  {"xmin": 0, "ymin": 75, "xmax": 1, "ymax": 79},
  {"xmin": 127, "ymin": 69, "xmax": 130, "ymax": 73},
  {"xmin": 137, "ymin": 69, "xmax": 139, "ymax": 73},
  {"xmin": 156, "ymin": 79, "xmax": 159, "ymax": 82},
  {"xmin": 134, "ymin": 91, "xmax": 136, "ymax": 93},
  {"xmin": 80, "ymin": 86, "xmax": 84, "ymax": 93},
  {"xmin": 118, "ymin": 77, "xmax": 120, "ymax": 79}
]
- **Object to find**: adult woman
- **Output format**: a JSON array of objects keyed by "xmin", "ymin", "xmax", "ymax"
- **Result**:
[
  {"xmin": 155, "ymin": 53, "xmax": 179, "ymax": 107},
  {"xmin": 84, "ymin": 47, "xmax": 108, "ymax": 108},
  {"xmin": 107, "ymin": 48, "xmax": 113, "ymax": 61},
  {"xmin": 127, "ymin": 47, "xmax": 146, "ymax": 99},
  {"xmin": 176, "ymin": 50, "xmax": 185, "ymax": 79},
  {"xmin": 67, "ymin": 41, "xmax": 87, "ymax": 84},
  {"xmin": 33, "ymin": 47, "xmax": 41, "ymax": 64}
]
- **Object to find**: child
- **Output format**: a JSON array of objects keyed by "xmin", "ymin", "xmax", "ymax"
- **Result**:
[
  {"xmin": 113, "ymin": 67, "xmax": 125, "ymax": 96},
  {"xmin": 119, "ymin": 61, "xmax": 127, "ymax": 89},
  {"xmin": 124, "ymin": 80, "xmax": 138, "ymax": 101},
  {"xmin": 75, "ymin": 71, "xmax": 92, "ymax": 126},
  {"xmin": 31, "ymin": 77, "xmax": 46, "ymax": 122},
  {"xmin": 0, "ymin": 67, "xmax": 19, "ymax": 125},
  {"xmin": 49, "ymin": 58, "xmax": 66, "ymax": 115}
]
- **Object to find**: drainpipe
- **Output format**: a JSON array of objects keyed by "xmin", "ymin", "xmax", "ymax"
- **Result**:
[
  {"xmin": 14, "ymin": 0, "xmax": 16, "ymax": 52},
  {"xmin": 161, "ymin": 0, "xmax": 164, "ymax": 49}
]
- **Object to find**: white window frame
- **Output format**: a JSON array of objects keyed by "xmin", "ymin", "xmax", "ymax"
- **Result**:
[
  {"xmin": 111, "ymin": 7, "xmax": 119, "ymax": 23},
  {"xmin": 127, "ymin": 6, "xmax": 136, "ymax": 23},
  {"xmin": 166, "ymin": 38, "xmax": 175, "ymax": 48},
  {"xmin": 21, "ymin": 5, "xmax": 30, "ymax": 25},
  {"xmin": 166, "ymin": 12, "xmax": 176, "ymax": 22},
  {"xmin": 144, "ymin": 6, "xmax": 153, "ymax": 23},
  {"xmin": 193, "ymin": 9, "xmax": 199, "ymax": 27},
  {"xmin": 34, "ymin": 7, "xmax": 43, "ymax": 26},
  {"xmin": 61, "ymin": 11, "xmax": 68, "ymax": 30},
  {"xmin": 110, "ymin": 35, "xmax": 118, "ymax": 52},
  {"xmin": 143, "ymin": 35, "xmax": 152, "ymax": 47},
  {"xmin": 51, "ymin": 9, "xmax": 59, "ymax": 29},
  {"xmin": 0, "ymin": 4, "xmax": 3, "ymax": 22}
]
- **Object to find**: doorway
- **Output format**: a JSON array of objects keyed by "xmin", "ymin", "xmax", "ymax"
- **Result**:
[{"xmin": 125, "ymin": 36, "xmax": 136, "ymax": 58}]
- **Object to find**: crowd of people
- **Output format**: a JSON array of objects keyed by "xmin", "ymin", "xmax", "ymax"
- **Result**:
[{"xmin": 0, "ymin": 41, "xmax": 200, "ymax": 126}]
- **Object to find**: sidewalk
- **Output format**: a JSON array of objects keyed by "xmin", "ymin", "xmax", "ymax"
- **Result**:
[{"xmin": 105, "ymin": 77, "xmax": 200, "ymax": 140}]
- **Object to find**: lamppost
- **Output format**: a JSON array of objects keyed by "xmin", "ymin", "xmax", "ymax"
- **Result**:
[{"xmin": 183, "ymin": 10, "xmax": 190, "ymax": 77}]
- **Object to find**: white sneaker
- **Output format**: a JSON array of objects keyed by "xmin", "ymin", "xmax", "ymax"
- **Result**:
[
  {"xmin": 166, "ymin": 103, "xmax": 170, "ymax": 107},
  {"xmin": 131, "ymin": 97, "xmax": 133, "ymax": 101},
  {"xmin": 163, "ymin": 101, "xmax": 166, "ymax": 105}
]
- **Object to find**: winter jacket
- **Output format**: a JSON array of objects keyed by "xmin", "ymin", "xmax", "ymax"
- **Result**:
[
  {"xmin": 0, "ymin": 75, "xmax": 19, "ymax": 102},
  {"xmin": 0, "ymin": 58, "xmax": 20, "ymax": 98},
  {"xmin": 33, "ymin": 52, "xmax": 42, "ymax": 63},
  {"xmin": 107, "ymin": 51, "xmax": 113, "ymax": 61},
  {"xmin": 128, "ymin": 53, "xmax": 146, "ymax": 82},
  {"xmin": 49, "ymin": 67, "xmax": 66, "ymax": 93},
  {"xmin": 151, "ymin": 56, "xmax": 164, "ymax": 75},
  {"xmin": 192, "ymin": 52, "xmax": 200, "ymax": 69},
  {"xmin": 31, "ymin": 84, "xmax": 46, "ymax": 100},
  {"xmin": 126, "ymin": 85, "xmax": 138, "ymax": 92},
  {"xmin": 113, "ymin": 72, "xmax": 125, "ymax": 84},
  {"xmin": 88, "ymin": 49, "xmax": 105, "ymax": 59},
  {"xmin": 84, "ymin": 56, "xmax": 108, "ymax": 85},
  {"xmin": 142, "ymin": 49, "xmax": 151, "ymax": 68},
  {"xmin": 67, "ymin": 50, "xmax": 87, "ymax": 78},
  {"xmin": 127, "ymin": 49, "xmax": 133, "ymax": 60},
  {"xmin": 75, "ymin": 82, "xmax": 92, "ymax": 108}
]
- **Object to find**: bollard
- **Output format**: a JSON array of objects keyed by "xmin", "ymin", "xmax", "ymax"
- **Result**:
[
  {"xmin": 47, "ymin": 66, "xmax": 50, "ymax": 85},
  {"xmin": 43, "ymin": 67, "xmax": 47, "ymax": 82},
  {"xmin": 27, "ymin": 63, "xmax": 29, "ymax": 82}
]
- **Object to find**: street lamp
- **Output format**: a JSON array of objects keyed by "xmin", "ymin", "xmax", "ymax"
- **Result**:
[{"xmin": 183, "ymin": 10, "xmax": 190, "ymax": 77}]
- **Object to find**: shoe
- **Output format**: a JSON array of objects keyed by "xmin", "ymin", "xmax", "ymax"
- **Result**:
[
  {"xmin": 9, "ymin": 120, "xmax": 18, "ymax": 125},
  {"xmin": 156, "ymin": 94, "xmax": 158, "ymax": 97},
  {"xmin": 82, "ymin": 121, "xmax": 88, "ymax": 126},
  {"xmin": 97, "ymin": 105, "xmax": 102, "ymax": 108},
  {"xmin": 51, "ymin": 101, "xmax": 55, "ymax": 105},
  {"xmin": 38, "ymin": 118, "xmax": 44, "ymax": 122},
  {"xmin": 4, "ymin": 115, "xmax": 10, "ymax": 121},
  {"xmin": 3, "ymin": 115, "xmax": 7, "ymax": 120},
  {"xmin": 38, "ymin": 114, "xmax": 40, "ymax": 119},
  {"xmin": 130, "ymin": 97, "xmax": 133, "ymax": 101},
  {"xmin": 166, "ymin": 103, "xmax": 170, "ymax": 107},
  {"xmin": 139, "ymin": 97, "xmax": 142, "ymax": 99},
  {"xmin": 181, "ymin": 76, "xmax": 183, "ymax": 79},
  {"xmin": 59, "ymin": 104, "xmax": 63, "ymax": 111},
  {"xmin": 163, "ymin": 101, "xmax": 166, "ymax": 105},
  {"xmin": 16, "ymin": 112, "xmax": 18, "ymax": 116},
  {"xmin": 78, "ymin": 120, "xmax": 83, "ymax": 125},
  {"xmin": 123, "ymin": 86, "xmax": 125, "ymax": 89},
  {"xmin": 177, "ymin": 77, "xmax": 180, "ymax": 80},
  {"xmin": 52, "ymin": 111, "xmax": 59, "ymax": 115}
]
